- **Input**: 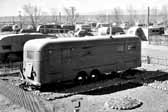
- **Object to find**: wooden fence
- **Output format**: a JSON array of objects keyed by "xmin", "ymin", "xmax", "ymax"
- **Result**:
[
  {"xmin": 0, "ymin": 62, "xmax": 22, "ymax": 75},
  {"xmin": 148, "ymin": 35, "xmax": 168, "ymax": 46},
  {"xmin": 142, "ymin": 56, "xmax": 168, "ymax": 67}
]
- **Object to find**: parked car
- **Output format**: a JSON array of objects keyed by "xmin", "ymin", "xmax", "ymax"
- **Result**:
[
  {"xmin": 74, "ymin": 29, "xmax": 93, "ymax": 37},
  {"xmin": 107, "ymin": 26, "xmax": 125, "ymax": 35},
  {"xmin": 19, "ymin": 29, "xmax": 36, "ymax": 33},
  {"xmin": 61, "ymin": 24, "xmax": 75, "ymax": 31},
  {"xmin": 75, "ymin": 24, "xmax": 92, "ymax": 32},
  {"xmin": 98, "ymin": 26, "xmax": 125, "ymax": 35},
  {"xmin": 1, "ymin": 25, "xmax": 13, "ymax": 32},
  {"xmin": 36, "ymin": 24, "xmax": 62, "ymax": 33}
]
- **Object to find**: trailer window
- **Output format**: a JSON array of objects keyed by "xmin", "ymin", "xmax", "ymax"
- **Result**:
[
  {"xmin": 27, "ymin": 51, "xmax": 34, "ymax": 59},
  {"xmin": 2, "ymin": 45, "xmax": 11, "ymax": 50},
  {"xmin": 62, "ymin": 48, "xmax": 71, "ymax": 57},
  {"xmin": 128, "ymin": 44, "xmax": 136, "ymax": 51},
  {"xmin": 61, "ymin": 48, "xmax": 72, "ymax": 63},
  {"xmin": 116, "ymin": 45, "xmax": 124, "ymax": 52}
]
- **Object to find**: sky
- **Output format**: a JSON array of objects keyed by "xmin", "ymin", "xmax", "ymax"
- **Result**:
[{"xmin": 0, "ymin": 0, "xmax": 167, "ymax": 16}]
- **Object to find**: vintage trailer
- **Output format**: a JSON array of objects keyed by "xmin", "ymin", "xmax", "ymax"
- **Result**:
[
  {"xmin": 22, "ymin": 35, "xmax": 141, "ymax": 86},
  {"xmin": 127, "ymin": 26, "xmax": 147, "ymax": 41},
  {"xmin": 0, "ymin": 33, "xmax": 56, "ymax": 63}
]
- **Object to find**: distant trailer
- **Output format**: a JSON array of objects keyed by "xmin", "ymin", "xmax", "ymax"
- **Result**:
[
  {"xmin": 22, "ymin": 35, "xmax": 141, "ymax": 86},
  {"xmin": 0, "ymin": 33, "xmax": 57, "ymax": 63},
  {"xmin": 148, "ymin": 26, "xmax": 164, "ymax": 36},
  {"xmin": 36, "ymin": 24, "xmax": 69, "ymax": 34},
  {"xmin": 127, "ymin": 26, "xmax": 147, "ymax": 41}
]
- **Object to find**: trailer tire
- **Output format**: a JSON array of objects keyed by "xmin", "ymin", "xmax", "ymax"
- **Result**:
[
  {"xmin": 75, "ymin": 71, "xmax": 88, "ymax": 85},
  {"xmin": 89, "ymin": 69, "xmax": 101, "ymax": 81}
]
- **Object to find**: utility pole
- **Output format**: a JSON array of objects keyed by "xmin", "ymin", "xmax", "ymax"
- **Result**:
[
  {"xmin": 59, "ymin": 12, "xmax": 61, "ymax": 24},
  {"xmin": 18, "ymin": 11, "xmax": 22, "ymax": 28},
  {"xmin": 71, "ymin": 7, "xmax": 75, "ymax": 25},
  {"xmin": 12, "ymin": 16, "xmax": 15, "ymax": 24},
  {"xmin": 147, "ymin": 4, "xmax": 150, "ymax": 43},
  {"xmin": 106, "ymin": 12, "xmax": 108, "ymax": 23}
]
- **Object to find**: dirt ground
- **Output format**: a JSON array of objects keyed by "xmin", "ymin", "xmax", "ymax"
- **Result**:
[
  {"xmin": 0, "ymin": 94, "xmax": 30, "ymax": 112},
  {"xmin": 49, "ymin": 63, "xmax": 168, "ymax": 112},
  {"xmin": 1, "ymin": 63, "xmax": 168, "ymax": 112},
  {"xmin": 142, "ymin": 41, "xmax": 168, "ymax": 57},
  {"xmin": 2, "ymin": 85, "xmax": 168, "ymax": 112}
]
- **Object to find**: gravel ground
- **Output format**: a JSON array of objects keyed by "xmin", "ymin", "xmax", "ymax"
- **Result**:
[
  {"xmin": 48, "ymin": 64, "xmax": 168, "ymax": 112},
  {"xmin": 49, "ymin": 85, "xmax": 168, "ymax": 112},
  {"xmin": 1, "ymin": 63, "xmax": 168, "ymax": 112},
  {"xmin": 0, "ymin": 94, "xmax": 30, "ymax": 112}
]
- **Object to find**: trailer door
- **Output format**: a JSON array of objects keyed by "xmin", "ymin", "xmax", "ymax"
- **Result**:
[{"xmin": 47, "ymin": 48, "xmax": 63, "ymax": 82}]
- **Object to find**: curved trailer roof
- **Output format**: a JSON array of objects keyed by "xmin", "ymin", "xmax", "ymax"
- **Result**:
[{"xmin": 24, "ymin": 35, "xmax": 139, "ymax": 51}]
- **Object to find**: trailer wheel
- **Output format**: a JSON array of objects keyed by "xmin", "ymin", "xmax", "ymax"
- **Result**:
[
  {"xmin": 89, "ymin": 69, "xmax": 101, "ymax": 81},
  {"xmin": 75, "ymin": 71, "xmax": 88, "ymax": 84}
]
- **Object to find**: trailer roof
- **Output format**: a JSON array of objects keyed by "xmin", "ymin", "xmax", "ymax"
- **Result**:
[
  {"xmin": 0, "ymin": 33, "xmax": 56, "ymax": 40},
  {"xmin": 24, "ymin": 34, "xmax": 139, "ymax": 51}
]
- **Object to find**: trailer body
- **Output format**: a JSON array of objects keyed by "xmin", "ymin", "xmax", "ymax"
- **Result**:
[
  {"xmin": 22, "ymin": 35, "xmax": 141, "ymax": 86},
  {"xmin": 0, "ymin": 33, "xmax": 56, "ymax": 62}
]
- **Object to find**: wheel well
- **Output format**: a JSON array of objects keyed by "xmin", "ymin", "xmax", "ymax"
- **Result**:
[
  {"xmin": 90, "ymin": 69, "xmax": 101, "ymax": 75},
  {"xmin": 75, "ymin": 71, "xmax": 88, "ymax": 84},
  {"xmin": 77, "ymin": 71, "xmax": 88, "ymax": 76}
]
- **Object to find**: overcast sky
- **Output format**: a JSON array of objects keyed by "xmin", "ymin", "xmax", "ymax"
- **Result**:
[{"xmin": 0, "ymin": 0, "xmax": 167, "ymax": 16}]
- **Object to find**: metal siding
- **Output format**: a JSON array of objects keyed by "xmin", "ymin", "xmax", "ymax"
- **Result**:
[
  {"xmin": 45, "ymin": 37, "xmax": 141, "ymax": 83},
  {"xmin": 24, "ymin": 36, "xmax": 141, "ymax": 85}
]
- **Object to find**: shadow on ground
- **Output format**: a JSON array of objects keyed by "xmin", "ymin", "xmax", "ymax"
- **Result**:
[{"xmin": 33, "ymin": 69, "xmax": 168, "ymax": 96}]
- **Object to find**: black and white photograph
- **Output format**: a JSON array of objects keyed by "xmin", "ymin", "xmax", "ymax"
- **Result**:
[{"xmin": 0, "ymin": 0, "xmax": 168, "ymax": 112}]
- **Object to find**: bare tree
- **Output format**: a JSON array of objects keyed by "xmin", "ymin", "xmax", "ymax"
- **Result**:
[
  {"xmin": 50, "ymin": 8, "xmax": 58, "ymax": 24},
  {"xmin": 64, "ymin": 7, "xmax": 79, "ymax": 25},
  {"xmin": 151, "ymin": 7, "xmax": 158, "ymax": 17},
  {"xmin": 127, "ymin": 5, "xmax": 137, "ymax": 26},
  {"xmin": 151, "ymin": 7, "xmax": 158, "ymax": 24},
  {"xmin": 64, "ymin": 7, "xmax": 71, "ymax": 24},
  {"xmin": 22, "ymin": 3, "xmax": 41, "ymax": 29},
  {"xmin": 112, "ymin": 7, "xmax": 122, "ymax": 25},
  {"xmin": 160, "ymin": 5, "xmax": 168, "ymax": 25}
]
